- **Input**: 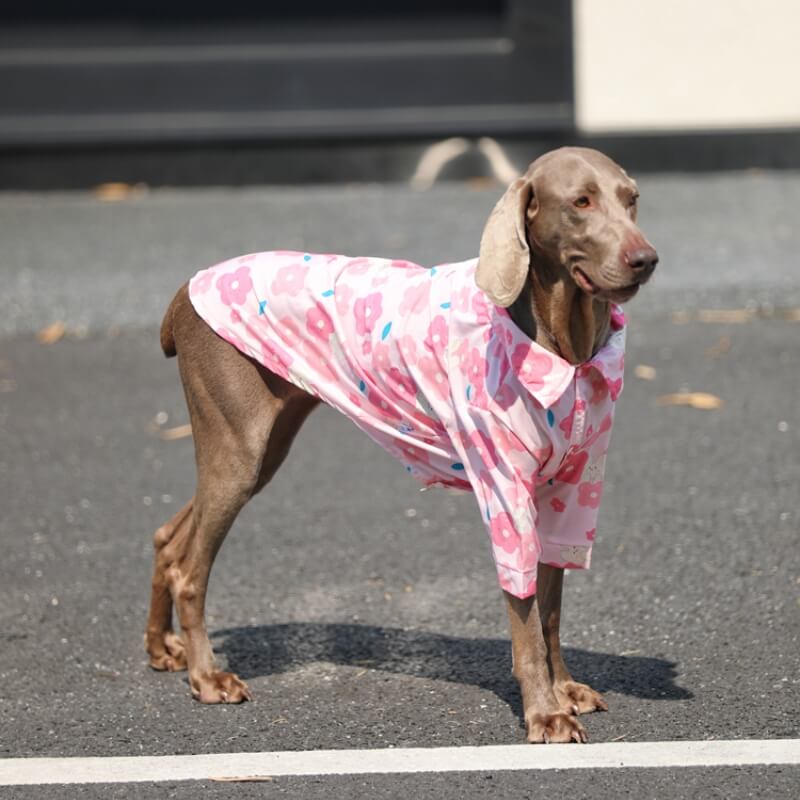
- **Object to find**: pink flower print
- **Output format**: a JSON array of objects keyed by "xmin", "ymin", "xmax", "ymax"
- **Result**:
[
  {"xmin": 216, "ymin": 266, "xmax": 253, "ymax": 306},
  {"xmin": 510, "ymin": 345, "xmax": 553, "ymax": 390},
  {"xmin": 372, "ymin": 341, "xmax": 393, "ymax": 373},
  {"xmin": 461, "ymin": 346, "xmax": 487, "ymax": 401},
  {"xmin": 610, "ymin": 306, "xmax": 625, "ymax": 330},
  {"xmin": 488, "ymin": 422, "xmax": 525, "ymax": 454},
  {"xmin": 399, "ymin": 283, "xmax": 430, "ymax": 316},
  {"xmin": 271, "ymin": 262, "xmax": 309, "ymax": 296},
  {"xmin": 334, "ymin": 283, "xmax": 354, "ymax": 316},
  {"xmin": 346, "ymin": 257, "xmax": 372, "ymax": 274},
  {"xmin": 399, "ymin": 442, "xmax": 430, "ymax": 464},
  {"xmin": 577, "ymin": 481, "xmax": 603, "ymax": 509},
  {"xmin": 386, "ymin": 366, "xmax": 415, "ymax": 402},
  {"xmin": 418, "ymin": 355, "xmax": 449, "ymax": 401},
  {"xmin": 260, "ymin": 338, "xmax": 293, "ymax": 371},
  {"xmin": 585, "ymin": 528, "xmax": 596, "ymax": 541},
  {"xmin": 397, "ymin": 334, "xmax": 417, "ymax": 364},
  {"xmin": 306, "ymin": 301, "xmax": 334, "ymax": 341},
  {"xmin": 276, "ymin": 316, "xmax": 303, "ymax": 350},
  {"xmin": 589, "ymin": 372, "xmax": 608, "ymax": 405},
  {"xmin": 494, "ymin": 382, "xmax": 517, "ymax": 409},
  {"xmin": 453, "ymin": 285, "xmax": 472, "ymax": 313},
  {"xmin": 521, "ymin": 574, "xmax": 537, "ymax": 597},
  {"xmin": 230, "ymin": 308, "xmax": 242, "ymax": 325},
  {"xmin": 301, "ymin": 339, "xmax": 336, "ymax": 382},
  {"xmin": 468, "ymin": 429, "xmax": 498, "ymax": 469},
  {"xmin": 498, "ymin": 571, "xmax": 515, "ymax": 595},
  {"xmin": 367, "ymin": 387, "xmax": 401, "ymax": 421},
  {"xmin": 600, "ymin": 413, "xmax": 613, "ymax": 434},
  {"xmin": 192, "ymin": 269, "xmax": 214, "ymax": 295},
  {"xmin": 556, "ymin": 449, "xmax": 589, "ymax": 484},
  {"xmin": 424, "ymin": 315, "xmax": 449, "ymax": 354},
  {"xmin": 550, "ymin": 497, "xmax": 566, "ymax": 513},
  {"xmin": 490, "ymin": 512, "xmax": 519, "ymax": 555},
  {"xmin": 607, "ymin": 377, "xmax": 623, "ymax": 401},
  {"xmin": 472, "ymin": 290, "xmax": 490, "ymax": 324},
  {"xmin": 354, "ymin": 292, "xmax": 383, "ymax": 336},
  {"xmin": 559, "ymin": 399, "xmax": 586, "ymax": 438}
]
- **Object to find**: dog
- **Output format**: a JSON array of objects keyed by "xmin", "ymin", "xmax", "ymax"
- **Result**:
[{"xmin": 145, "ymin": 147, "xmax": 657, "ymax": 744}]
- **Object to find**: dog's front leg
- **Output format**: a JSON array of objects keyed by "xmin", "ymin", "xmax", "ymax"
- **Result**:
[
  {"xmin": 536, "ymin": 564, "xmax": 609, "ymax": 715},
  {"xmin": 504, "ymin": 590, "xmax": 587, "ymax": 743}
]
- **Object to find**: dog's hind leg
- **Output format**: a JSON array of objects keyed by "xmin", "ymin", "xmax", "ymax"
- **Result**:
[
  {"xmin": 145, "ymin": 499, "xmax": 193, "ymax": 671},
  {"xmin": 145, "ymin": 288, "xmax": 318, "ymax": 702}
]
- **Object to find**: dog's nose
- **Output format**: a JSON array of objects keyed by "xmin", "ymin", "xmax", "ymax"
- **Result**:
[{"xmin": 625, "ymin": 246, "xmax": 658, "ymax": 272}]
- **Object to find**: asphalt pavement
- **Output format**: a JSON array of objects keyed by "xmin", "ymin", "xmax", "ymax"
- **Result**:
[{"xmin": 0, "ymin": 171, "xmax": 799, "ymax": 797}]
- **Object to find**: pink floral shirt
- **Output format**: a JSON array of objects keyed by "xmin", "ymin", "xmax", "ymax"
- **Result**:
[{"xmin": 189, "ymin": 251, "xmax": 626, "ymax": 598}]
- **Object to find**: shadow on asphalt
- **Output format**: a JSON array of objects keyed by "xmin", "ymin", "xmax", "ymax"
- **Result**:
[{"xmin": 213, "ymin": 623, "xmax": 692, "ymax": 720}]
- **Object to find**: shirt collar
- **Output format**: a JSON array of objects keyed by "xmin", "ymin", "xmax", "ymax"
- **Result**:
[{"xmin": 495, "ymin": 305, "xmax": 627, "ymax": 408}]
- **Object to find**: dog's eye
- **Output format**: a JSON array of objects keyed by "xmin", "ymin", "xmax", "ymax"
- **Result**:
[
  {"xmin": 574, "ymin": 196, "xmax": 591, "ymax": 209},
  {"xmin": 628, "ymin": 194, "xmax": 639, "ymax": 208}
]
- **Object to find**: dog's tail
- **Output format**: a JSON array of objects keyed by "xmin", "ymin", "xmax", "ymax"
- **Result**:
[{"xmin": 159, "ymin": 286, "xmax": 184, "ymax": 358}]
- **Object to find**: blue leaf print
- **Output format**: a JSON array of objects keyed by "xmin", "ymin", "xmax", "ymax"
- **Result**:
[{"xmin": 381, "ymin": 321, "xmax": 392, "ymax": 340}]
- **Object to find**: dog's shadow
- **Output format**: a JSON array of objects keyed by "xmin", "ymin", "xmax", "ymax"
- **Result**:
[{"xmin": 212, "ymin": 622, "xmax": 692, "ymax": 718}]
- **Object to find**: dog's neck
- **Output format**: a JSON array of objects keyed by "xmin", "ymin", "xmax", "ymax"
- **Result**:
[{"xmin": 508, "ymin": 256, "xmax": 611, "ymax": 365}]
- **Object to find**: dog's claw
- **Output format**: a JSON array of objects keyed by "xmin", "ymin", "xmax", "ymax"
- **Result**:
[
  {"xmin": 191, "ymin": 670, "xmax": 252, "ymax": 704},
  {"xmin": 526, "ymin": 711, "xmax": 587, "ymax": 744},
  {"xmin": 555, "ymin": 680, "xmax": 608, "ymax": 716},
  {"xmin": 146, "ymin": 630, "xmax": 188, "ymax": 672},
  {"xmin": 571, "ymin": 727, "xmax": 588, "ymax": 744}
]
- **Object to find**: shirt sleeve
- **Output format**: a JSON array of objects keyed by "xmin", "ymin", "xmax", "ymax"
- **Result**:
[{"xmin": 452, "ymin": 413, "xmax": 544, "ymax": 598}]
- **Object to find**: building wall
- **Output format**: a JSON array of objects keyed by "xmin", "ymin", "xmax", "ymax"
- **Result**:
[{"xmin": 574, "ymin": 0, "xmax": 800, "ymax": 132}]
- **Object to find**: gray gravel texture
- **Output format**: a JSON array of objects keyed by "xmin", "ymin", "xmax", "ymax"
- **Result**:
[{"xmin": 0, "ymin": 174, "xmax": 798, "ymax": 798}]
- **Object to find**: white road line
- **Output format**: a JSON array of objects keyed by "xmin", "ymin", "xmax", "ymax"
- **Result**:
[{"xmin": 1, "ymin": 740, "xmax": 799, "ymax": 786}]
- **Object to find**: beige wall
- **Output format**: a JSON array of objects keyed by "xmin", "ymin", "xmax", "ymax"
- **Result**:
[{"xmin": 574, "ymin": 0, "xmax": 800, "ymax": 132}]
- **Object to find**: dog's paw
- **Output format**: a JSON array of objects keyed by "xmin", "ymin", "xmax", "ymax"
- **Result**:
[
  {"xmin": 525, "ymin": 710, "xmax": 587, "ymax": 744},
  {"xmin": 555, "ymin": 680, "xmax": 609, "ymax": 715},
  {"xmin": 145, "ymin": 630, "xmax": 187, "ymax": 672},
  {"xmin": 190, "ymin": 670, "xmax": 252, "ymax": 704}
]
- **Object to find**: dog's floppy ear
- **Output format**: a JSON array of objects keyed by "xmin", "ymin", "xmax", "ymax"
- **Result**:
[{"xmin": 476, "ymin": 176, "xmax": 535, "ymax": 307}]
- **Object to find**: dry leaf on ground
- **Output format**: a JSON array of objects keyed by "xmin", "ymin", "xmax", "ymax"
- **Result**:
[
  {"xmin": 37, "ymin": 321, "xmax": 66, "ymax": 344},
  {"xmin": 697, "ymin": 308, "xmax": 755, "ymax": 323},
  {"xmin": 92, "ymin": 182, "xmax": 147, "ymax": 201},
  {"xmin": 634, "ymin": 364, "xmax": 657, "ymax": 380},
  {"xmin": 656, "ymin": 392, "xmax": 724, "ymax": 410}
]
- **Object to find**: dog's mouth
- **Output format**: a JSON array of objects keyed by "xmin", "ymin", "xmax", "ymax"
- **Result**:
[{"xmin": 573, "ymin": 267, "xmax": 640, "ymax": 303}]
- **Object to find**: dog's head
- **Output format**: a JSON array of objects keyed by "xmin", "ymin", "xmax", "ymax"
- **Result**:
[{"xmin": 476, "ymin": 147, "xmax": 658, "ymax": 307}]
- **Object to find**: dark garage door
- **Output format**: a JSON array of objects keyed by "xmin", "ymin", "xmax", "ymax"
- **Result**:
[{"xmin": 0, "ymin": 1, "xmax": 573, "ymax": 146}]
